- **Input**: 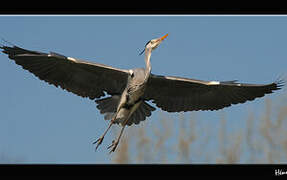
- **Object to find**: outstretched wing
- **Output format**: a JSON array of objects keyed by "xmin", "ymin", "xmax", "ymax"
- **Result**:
[
  {"xmin": 1, "ymin": 45, "xmax": 130, "ymax": 100},
  {"xmin": 144, "ymin": 74, "xmax": 284, "ymax": 112}
]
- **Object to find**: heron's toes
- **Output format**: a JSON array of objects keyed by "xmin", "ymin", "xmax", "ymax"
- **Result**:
[
  {"xmin": 107, "ymin": 140, "xmax": 118, "ymax": 154},
  {"xmin": 93, "ymin": 136, "xmax": 104, "ymax": 151}
]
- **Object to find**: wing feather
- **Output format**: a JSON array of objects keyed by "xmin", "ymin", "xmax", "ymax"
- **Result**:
[
  {"xmin": 145, "ymin": 74, "xmax": 283, "ymax": 112},
  {"xmin": 1, "ymin": 45, "xmax": 129, "ymax": 100}
]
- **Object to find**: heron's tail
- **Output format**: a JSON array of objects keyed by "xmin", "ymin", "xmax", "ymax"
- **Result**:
[
  {"xmin": 126, "ymin": 101, "xmax": 156, "ymax": 126},
  {"xmin": 95, "ymin": 95, "xmax": 120, "ymax": 120},
  {"xmin": 95, "ymin": 95, "xmax": 156, "ymax": 126}
]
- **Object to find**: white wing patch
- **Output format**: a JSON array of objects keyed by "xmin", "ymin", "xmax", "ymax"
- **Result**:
[
  {"xmin": 67, "ymin": 57, "xmax": 77, "ymax": 62},
  {"xmin": 128, "ymin": 69, "xmax": 134, "ymax": 76},
  {"xmin": 207, "ymin": 81, "xmax": 220, "ymax": 85}
]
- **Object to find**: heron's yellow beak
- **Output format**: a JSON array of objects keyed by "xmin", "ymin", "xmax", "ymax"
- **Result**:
[{"xmin": 160, "ymin": 33, "xmax": 169, "ymax": 41}]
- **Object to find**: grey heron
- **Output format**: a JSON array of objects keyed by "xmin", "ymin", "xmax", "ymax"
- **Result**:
[{"xmin": 1, "ymin": 34, "xmax": 284, "ymax": 153}]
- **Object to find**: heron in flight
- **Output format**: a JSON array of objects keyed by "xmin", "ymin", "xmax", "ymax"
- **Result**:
[{"xmin": 1, "ymin": 34, "xmax": 284, "ymax": 153}]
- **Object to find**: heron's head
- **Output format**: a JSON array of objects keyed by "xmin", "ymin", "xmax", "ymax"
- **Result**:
[{"xmin": 139, "ymin": 34, "xmax": 168, "ymax": 55}]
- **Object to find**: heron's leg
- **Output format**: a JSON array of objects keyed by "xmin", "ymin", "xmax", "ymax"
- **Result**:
[
  {"xmin": 107, "ymin": 124, "xmax": 126, "ymax": 154},
  {"xmin": 93, "ymin": 114, "xmax": 118, "ymax": 150},
  {"xmin": 107, "ymin": 113, "xmax": 132, "ymax": 153}
]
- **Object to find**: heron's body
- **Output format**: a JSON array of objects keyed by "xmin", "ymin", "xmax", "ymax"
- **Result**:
[
  {"xmin": 116, "ymin": 68, "xmax": 150, "ymax": 124},
  {"xmin": 1, "ymin": 34, "xmax": 284, "ymax": 153},
  {"xmin": 114, "ymin": 69, "xmax": 146, "ymax": 126},
  {"xmin": 125, "ymin": 68, "xmax": 147, "ymax": 108}
]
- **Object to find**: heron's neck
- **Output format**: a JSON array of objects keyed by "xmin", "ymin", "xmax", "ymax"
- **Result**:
[{"xmin": 144, "ymin": 48, "xmax": 152, "ymax": 81}]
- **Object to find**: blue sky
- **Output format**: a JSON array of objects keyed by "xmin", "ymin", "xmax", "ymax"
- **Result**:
[{"xmin": 0, "ymin": 15, "xmax": 286, "ymax": 163}]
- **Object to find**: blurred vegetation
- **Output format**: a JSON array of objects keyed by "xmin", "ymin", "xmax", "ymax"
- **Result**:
[
  {"xmin": 1, "ymin": 92, "xmax": 286, "ymax": 164},
  {"xmin": 111, "ymin": 91, "xmax": 287, "ymax": 164}
]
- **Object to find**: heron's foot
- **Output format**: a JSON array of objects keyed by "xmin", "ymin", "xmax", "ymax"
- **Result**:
[
  {"xmin": 107, "ymin": 140, "xmax": 119, "ymax": 154},
  {"xmin": 93, "ymin": 136, "xmax": 104, "ymax": 151}
]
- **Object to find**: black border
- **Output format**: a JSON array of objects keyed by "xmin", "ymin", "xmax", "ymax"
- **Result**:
[
  {"xmin": 1, "ymin": 2, "xmax": 287, "ymax": 14},
  {"xmin": 1, "ymin": 9, "xmax": 287, "ymax": 15},
  {"xmin": 1, "ymin": 164, "xmax": 287, "ymax": 176},
  {"xmin": 1, "ymin": 3, "xmax": 287, "ymax": 178}
]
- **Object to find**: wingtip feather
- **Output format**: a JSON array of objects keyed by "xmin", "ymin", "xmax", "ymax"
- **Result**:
[{"xmin": 274, "ymin": 78, "xmax": 285, "ymax": 90}]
